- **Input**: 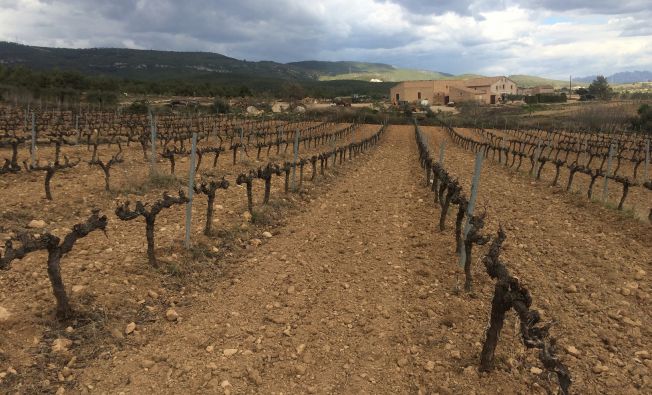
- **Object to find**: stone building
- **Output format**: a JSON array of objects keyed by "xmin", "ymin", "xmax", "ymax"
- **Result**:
[{"xmin": 390, "ymin": 76, "xmax": 519, "ymax": 105}]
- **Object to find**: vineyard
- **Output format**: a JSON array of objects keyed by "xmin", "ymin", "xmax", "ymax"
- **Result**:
[
  {"xmin": 0, "ymin": 106, "xmax": 650, "ymax": 394},
  {"xmin": 446, "ymin": 125, "xmax": 651, "ymax": 219}
]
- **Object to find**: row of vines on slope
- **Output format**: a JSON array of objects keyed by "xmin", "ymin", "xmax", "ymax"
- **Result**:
[
  {"xmin": 414, "ymin": 122, "xmax": 572, "ymax": 395},
  {"xmin": 445, "ymin": 124, "xmax": 651, "ymax": 219},
  {"xmin": 0, "ymin": 121, "xmax": 387, "ymax": 321},
  {"xmin": 1, "ymin": 106, "xmax": 365, "ymax": 199}
]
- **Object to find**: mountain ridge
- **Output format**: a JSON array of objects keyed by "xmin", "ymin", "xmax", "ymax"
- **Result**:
[
  {"xmin": 573, "ymin": 71, "xmax": 652, "ymax": 84},
  {"xmin": 0, "ymin": 41, "xmax": 582, "ymax": 89}
]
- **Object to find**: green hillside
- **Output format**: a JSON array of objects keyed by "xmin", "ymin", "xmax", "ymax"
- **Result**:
[
  {"xmin": 0, "ymin": 41, "xmax": 583, "ymax": 101},
  {"xmin": 288, "ymin": 61, "xmax": 395, "ymax": 76},
  {"xmin": 312, "ymin": 68, "xmax": 569, "ymax": 86},
  {"xmin": 508, "ymin": 75, "xmax": 569, "ymax": 88},
  {"xmin": 289, "ymin": 60, "xmax": 453, "ymax": 82},
  {"xmin": 0, "ymin": 41, "xmax": 309, "ymax": 81},
  {"xmin": 318, "ymin": 69, "xmax": 452, "ymax": 82},
  {"xmin": 454, "ymin": 74, "xmax": 484, "ymax": 80},
  {"xmin": 0, "ymin": 43, "xmax": 455, "ymax": 83}
]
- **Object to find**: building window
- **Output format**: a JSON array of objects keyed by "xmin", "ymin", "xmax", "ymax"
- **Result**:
[{"xmin": 418, "ymin": 92, "xmax": 422, "ymax": 100}]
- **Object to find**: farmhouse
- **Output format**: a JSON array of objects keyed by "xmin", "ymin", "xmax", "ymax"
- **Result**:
[
  {"xmin": 518, "ymin": 85, "xmax": 555, "ymax": 95},
  {"xmin": 390, "ymin": 76, "xmax": 518, "ymax": 105}
]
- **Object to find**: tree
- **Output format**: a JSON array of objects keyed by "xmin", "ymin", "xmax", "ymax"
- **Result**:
[
  {"xmin": 282, "ymin": 82, "xmax": 305, "ymax": 100},
  {"xmin": 575, "ymin": 87, "xmax": 588, "ymax": 96},
  {"xmin": 631, "ymin": 103, "xmax": 652, "ymax": 132},
  {"xmin": 588, "ymin": 75, "xmax": 613, "ymax": 100},
  {"xmin": 213, "ymin": 97, "xmax": 230, "ymax": 114}
]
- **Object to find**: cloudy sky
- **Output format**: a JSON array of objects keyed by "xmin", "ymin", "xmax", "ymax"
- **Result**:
[{"xmin": 0, "ymin": 0, "xmax": 650, "ymax": 79}]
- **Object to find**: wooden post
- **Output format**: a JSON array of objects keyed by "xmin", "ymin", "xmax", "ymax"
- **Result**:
[
  {"xmin": 75, "ymin": 114, "xmax": 81, "ymax": 145},
  {"xmin": 439, "ymin": 140, "xmax": 447, "ymax": 165},
  {"xmin": 240, "ymin": 127, "xmax": 245, "ymax": 163},
  {"xmin": 459, "ymin": 151, "xmax": 484, "ymax": 267},
  {"xmin": 602, "ymin": 142, "xmax": 616, "ymax": 202},
  {"xmin": 150, "ymin": 113, "xmax": 157, "ymax": 175},
  {"xmin": 30, "ymin": 112, "xmax": 36, "ymax": 166},
  {"xmin": 423, "ymin": 134, "xmax": 431, "ymax": 183},
  {"xmin": 531, "ymin": 141, "xmax": 541, "ymax": 177},
  {"xmin": 291, "ymin": 130, "xmax": 300, "ymax": 191},
  {"xmin": 644, "ymin": 139, "xmax": 650, "ymax": 182},
  {"xmin": 185, "ymin": 133, "xmax": 198, "ymax": 249}
]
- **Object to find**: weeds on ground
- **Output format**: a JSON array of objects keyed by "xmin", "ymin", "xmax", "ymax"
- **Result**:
[
  {"xmin": 116, "ymin": 172, "xmax": 180, "ymax": 196},
  {"xmin": 163, "ymin": 262, "xmax": 182, "ymax": 277},
  {"xmin": 601, "ymin": 200, "xmax": 638, "ymax": 219},
  {"xmin": 251, "ymin": 199, "xmax": 293, "ymax": 226},
  {"xmin": 187, "ymin": 242, "xmax": 221, "ymax": 261},
  {"xmin": 0, "ymin": 208, "xmax": 33, "ymax": 226},
  {"xmin": 213, "ymin": 225, "xmax": 250, "ymax": 253}
]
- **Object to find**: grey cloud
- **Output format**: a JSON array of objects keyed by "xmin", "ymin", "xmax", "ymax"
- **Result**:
[
  {"xmin": 380, "ymin": 0, "xmax": 498, "ymax": 19},
  {"xmin": 383, "ymin": 0, "xmax": 651, "ymax": 16},
  {"xmin": 519, "ymin": 0, "xmax": 651, "ymax": 14},
  {"xmin": 0, "ymin": 0, "xmax": 650, "ymax": 78},
  {"xmin": 378, "ymin": 0, "xmax": 478, "ymax": 15},
  {"xmin": 621, "ymin": 22, "xmax": 652, "ymax": 38},
  {"xmin": 30, "ymin": 0, "xmax": 423, "ymax": 57}
]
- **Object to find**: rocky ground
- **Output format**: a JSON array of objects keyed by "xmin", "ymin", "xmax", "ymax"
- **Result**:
[{"xmin": 0, "ymin": 125, "xmax": 650, "ymax": 394}]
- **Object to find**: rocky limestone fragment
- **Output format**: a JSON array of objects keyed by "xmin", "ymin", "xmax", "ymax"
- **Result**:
[
  {"xmin": 52, "ymin": 338, "xmax": 72, "ymax": 353},
  {"xmin": 27, "ymin": 219, "xmax": 47, "ymax": 229},
  {"xmin": 0, "ymin": 306, "xmax": 10, "ymax": 322},
  {"xmin": 166, "ymin": 309, "xmax": 179, "ymax": 322},
  {"xmin": 125, "ymin": 322, "xmax": 137, "ymax": 335}
]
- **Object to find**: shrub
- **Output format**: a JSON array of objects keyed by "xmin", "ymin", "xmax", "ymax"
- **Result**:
[
  {"xmin": 524, "ymin": 93, "xmax": 567, "ymax": 104},
  {"xmin": 213, "ymin": 97, "xmax": 230, "ymax": 114},
  {"xmin": 631, "ymin": 103, "xmax": 652, "ymax": 132},
  {"xmin": 124, "ymin": 100, "xmax": 150, "ymax": 114},
  {"xmin": 86, "ymin": 90, "xmax": 118, "ymax": 106}
]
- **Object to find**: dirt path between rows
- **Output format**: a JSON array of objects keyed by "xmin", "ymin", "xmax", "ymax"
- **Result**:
[{"xmin": 72, "ymin": 125, "xmax": 429, "ymax": 394}]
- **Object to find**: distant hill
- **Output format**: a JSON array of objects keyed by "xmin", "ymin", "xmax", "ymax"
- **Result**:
[
  {"xmin": 507, "ymin": 75, "xmax": 569, "ymax": 88},
  {"xmin": 288, "ymin": 61, "xmax": 395, "ymax": 76},
  {"xmin": 331, "ymin": 71, "xmax": 569, "ymax": 88},
  {"xmin": 317, "ymin": 69, "xmax": 453, "ymax": 82},
  {"xmin": 0, "ymin": 42, "xmax": 468, "ymax": 86},
  {"xmin": 574, "ymin": 71, "xmax": 652, "ymax": 84},
  {"xmin": 0, "ymin": 41, "xmax": 582, "ymax": 95},
  {"xmin": 0, "ymin": 42, "xmax": 456, "ymax": 83},
  {"xmin": 0, "ymin": 41, "xmax": 309, "ymax": 81},
  {"xmin": 454, "ymin": 74, "xmax": 484, "ymax": 80},
  {"xmin": 289, "ymin": 60, "xmax": 453, "ymax": 82}
]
